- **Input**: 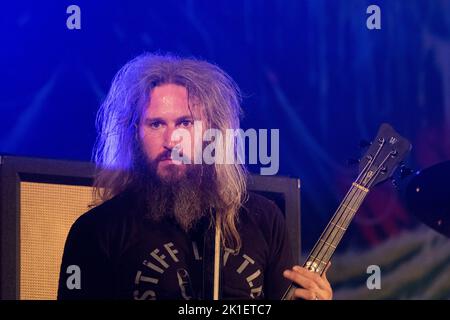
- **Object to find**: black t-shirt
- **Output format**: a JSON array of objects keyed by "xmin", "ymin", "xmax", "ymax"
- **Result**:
[{"xmin": 57, "ymin": 190, "xmax": 294, "ymax": 300}]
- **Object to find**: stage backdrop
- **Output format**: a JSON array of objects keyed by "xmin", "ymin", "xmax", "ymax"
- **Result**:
[{"xmin": 1, "ymin": 0, "xmax": 449, "ymax": 299}]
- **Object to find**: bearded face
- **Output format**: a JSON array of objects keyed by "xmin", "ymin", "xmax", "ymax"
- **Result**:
[{"xmin": 134, "ymin": 83, "xmax": 218, "ymax": 233}]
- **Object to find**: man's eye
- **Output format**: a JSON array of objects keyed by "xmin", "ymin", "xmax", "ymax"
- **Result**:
[
  {"xmin": 149, "ymin": 122, "xmax": 162, "ymax": 129},
  {"xmin": 180, "ymin": 120, "xmax": 193, "ymax": 128}
]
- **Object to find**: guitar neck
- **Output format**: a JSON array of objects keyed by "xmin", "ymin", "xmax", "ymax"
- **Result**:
[{"xmin": 281, "ymin": 181, "xmax": 370, "ymax": 300}]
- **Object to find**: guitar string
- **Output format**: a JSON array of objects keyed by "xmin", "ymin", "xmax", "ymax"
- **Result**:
[
  {"xmin": 280, "ymin": 163, "xmax": 371, "ymax": 299},
  {"xmin": 281, "ymin": 153, "xmax": 374, "ymax": 299},
  {"xmin": 309, "ymin": 143, "xmax": 392, "ymax": 274},
  {"xmin": 309, "ymin": 186, "xmax": 366, "ymax": 275},
  {"xmin": 279, "ymin": 187, "xmax": 366, "ymax": 300},
  {"xmin": 303, "ymin": 152, "xmax": 376, "ymax": 275},
  {"xmin": 312, "ymin": 157, "xmax": 389, "ymax": 276},
  {"xmin": 312, "ymin": 151, "xmax": 393, "ymax": 277},
  {"xmin": 317, "ymin": 156, "xmax": 391, "ymax": 266},
  {"xmin": 281, "ymin": 144, "xmax": 393, "ymax": 299},
  {"xmin": 314, "ymin": 187, "xmax": 366, "ymax": 274}
]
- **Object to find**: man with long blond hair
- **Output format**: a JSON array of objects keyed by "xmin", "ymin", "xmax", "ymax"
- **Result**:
[{"xmin": 58, "ymin": 53, "xmax": 332, "ymax": 300}]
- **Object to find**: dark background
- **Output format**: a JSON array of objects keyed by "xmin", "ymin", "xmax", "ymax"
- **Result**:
[{"xmin": 1, "ymin": 0, "xmax": 449, "ymax": 260}]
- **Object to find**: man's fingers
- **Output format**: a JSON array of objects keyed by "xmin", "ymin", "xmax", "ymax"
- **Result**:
[
  {"xmin": 283, "ymin": 270, "xmax": 319, "ymax": 291},
  {"xmin": 292, "ymin": 288, "xmax": 318, "ymax": 300},
  {"xmin": 292, "ymin": 265, "xmax": 322, "ymax": 282},
  {"xmin": 288, "ymin": 266, "xmax": 330, "ymax": 291},
  {"xmin": 283, "ymin": 264, "xmax": 333, "ymax": 300},
  {"xmin": 322, "ymin": 261, "xmax": 331, "ymax": 280}
]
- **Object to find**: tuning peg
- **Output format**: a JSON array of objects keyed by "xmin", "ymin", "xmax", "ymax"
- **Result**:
[
  {"xmin": 347, "ymin": 158, "xmax": 360, "ymax": 166},
  {"xmin": 359, "ymin": 139, "xmax": 372, "ymax": 148}
]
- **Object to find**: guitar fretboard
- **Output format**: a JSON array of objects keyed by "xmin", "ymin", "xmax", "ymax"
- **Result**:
[{"xmin": 281, "ymin": 182, "xmax": 369, "ymax": 300}]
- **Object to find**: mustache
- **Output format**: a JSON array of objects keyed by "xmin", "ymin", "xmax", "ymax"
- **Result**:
[
  {"xmin": 155, "ymin": 150, "xmax": 173, "ymax": 162},
  {"xmin": 154, "ymin": 147, "xmax": 189, "ymax": 163}
]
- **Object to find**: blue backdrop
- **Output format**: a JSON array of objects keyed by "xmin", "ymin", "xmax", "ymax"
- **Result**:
[{"xmin": 1, "ymin": 0, "xmax": 450, "ymax": 298}]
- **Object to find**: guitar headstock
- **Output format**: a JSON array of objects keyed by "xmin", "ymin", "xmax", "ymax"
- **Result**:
[{"xmin": 358, "ymin": 123, "xmax": 411, "ymax": 189}]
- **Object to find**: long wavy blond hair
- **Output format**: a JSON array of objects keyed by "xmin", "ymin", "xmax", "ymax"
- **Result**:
[{"xmin": 92, "ymin": 53, "xmax": 248, "ymax": 251}]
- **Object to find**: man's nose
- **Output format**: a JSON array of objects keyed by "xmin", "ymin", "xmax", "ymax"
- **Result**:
[{"xmin": 163, "ymin": 126, "xmax": 177, "ymax": 150}]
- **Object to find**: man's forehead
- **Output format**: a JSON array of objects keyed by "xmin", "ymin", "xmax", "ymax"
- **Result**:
[
  {"xmin": 144, "ymin": 101, "xmax": 192, "ymax": 116},
  {"xmin": 144, "ymin": 84, "xmax": 203, "ymax": 119},
  {"xmin": 143, "ymin": 102, "xmax": 199, "ymax": 118}
]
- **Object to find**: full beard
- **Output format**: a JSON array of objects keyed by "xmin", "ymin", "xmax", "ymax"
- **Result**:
[{"xmin": 133, "ymin": 149, "xmax": 218, "ymax": 234}]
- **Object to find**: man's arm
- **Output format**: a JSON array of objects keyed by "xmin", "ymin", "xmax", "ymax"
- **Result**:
[{"xmin": 58, "ymin": 213, "xmax": 114, "ymax": 299}]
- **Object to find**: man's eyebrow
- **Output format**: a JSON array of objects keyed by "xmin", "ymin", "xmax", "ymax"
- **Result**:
[
  {"xmin": 175, "ymin": 115, "xmax": 195, "ymax": 122},
  {"xmin": 143, "ymin": 115, "xmax": 195, "ymax": 123},
  {"xmin": 144, "ymin": 117, "xmax": 166, "ymax": 123}
]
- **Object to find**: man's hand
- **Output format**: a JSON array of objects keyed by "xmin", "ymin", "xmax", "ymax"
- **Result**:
[{"xmin": 282, "ymin": 262, "xmax": 333, "ymax": 300}]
